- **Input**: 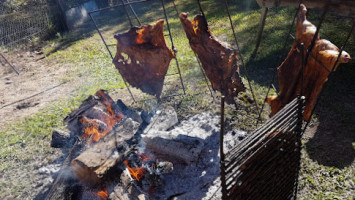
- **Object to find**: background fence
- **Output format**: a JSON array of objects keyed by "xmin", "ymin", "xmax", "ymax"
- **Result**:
[{"xmin": 0, "ymin": 0, "xmax": 114, "ymax": 49}]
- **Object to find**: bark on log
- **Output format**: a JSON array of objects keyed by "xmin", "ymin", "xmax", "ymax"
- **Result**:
[
  {"xmin": 256, "ymin": 0, "xmax": 355, "ymax": 18},
  {"xmin": 71, "ymin": 118, "xmax": 140, "ymax": 186},
  {"xmin": 142, "ymin": 130, "xmax": 204, "ymax": 164},
  {"xmin": 51, "ymin": 129, "xmax": 74, "ymax": 149},
  {"xmin": 63, "ymin": 90, "xmax": 124, "ymax": 136}
]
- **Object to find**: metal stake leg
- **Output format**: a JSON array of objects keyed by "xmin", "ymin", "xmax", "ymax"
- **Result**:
[
  {"xmin": 253, "ymin": 7, "xmax": 268, "ymax": 54},
  {"xmin": 161, "ymin": 0, "xmax": 186, "ymax": 95},
  {"xmin": 172, "ymin": 0, "xmax": 212, "ymax": 97},
  {"xmin": 126, "ymin": 0, "xmax": 142, "ymax": 26},
  {"xmin": 223, "ymin": 0, "xmax": 260, "ymax": 113},
  {"xmin": 121, "ymin": 0, "xmax": 134, "ymax": 27},
  {"xmin": 0, "ymin": 52, "xmax": 20, "ymax": 75},
  {"xmin": 302, "ymin": 20, "xmax": 355, "ymax": 133},
  {"xmin": 89, "ymin": 13, "xmax": 136, "ymax": 102},
  {"xmin": 220, "ymin": 96, "xmax": 227, "ymax": 199}
]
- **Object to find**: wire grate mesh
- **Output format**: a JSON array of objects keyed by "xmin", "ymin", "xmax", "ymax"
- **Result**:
[{"xmin": 221, "ymin": 96, "xmax": 305, "ymax": 200}]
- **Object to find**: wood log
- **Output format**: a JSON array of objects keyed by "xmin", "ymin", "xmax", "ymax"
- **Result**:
[
  {"xmin": 143, "ymin": 106, "xmax": 178, "ymax": 133},
  {"xmin": 256, "ymin": 0, "xmax": 355, "ymax": 17},
  {"xmin": 50, "ymin": 129, "xmax": 74, "ymax": 149},
  {"xmin": 142, "ymin": 130, "xmax": 204, "ymax": 164},
  {"xmin": 63, "ymin": 90, "xmax": 124, "ymax": 136},
  {"xmin": 109, "ymin": 170, "xmax": 148, "ymax": 200},
  {"xmin": 45, "ymin": 141, "xmax": 85, "ymax": 200},
  {"xmin": 70, "ymin": 118, "xmax": 140, "ymax": 186}
]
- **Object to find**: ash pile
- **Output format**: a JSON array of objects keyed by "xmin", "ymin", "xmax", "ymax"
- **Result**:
[{"xmin": 45, "ymin": 89, "xmax": 245, "ymax": 200}]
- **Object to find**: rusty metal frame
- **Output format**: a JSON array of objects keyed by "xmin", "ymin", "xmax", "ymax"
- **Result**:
[
  {"xmin": 0, "ymin": 52, "xmax": 20, "ymax": 75},
  {"xmin": 221, "ymin": 2, "xmax": 354, "ymax": 199},
  {"xmin": 87, "ymin": 0, "xmax": 186, "ymax": 103}
]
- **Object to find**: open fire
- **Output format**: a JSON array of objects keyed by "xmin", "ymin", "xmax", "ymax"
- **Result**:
[
  {"xmin": 47, "ymin": 89, "xmax": 240, "ymax": 199},
  {"xmin": 95, "ymin": 188, "xmax": 108, "ymax": 200},
  {"xmin": 79, "ymin": 90, "xmax": 124, "ymax": 143},
  {"xmin": 123, "ymin": 159, "xmax": 146, "ymax": 181}
]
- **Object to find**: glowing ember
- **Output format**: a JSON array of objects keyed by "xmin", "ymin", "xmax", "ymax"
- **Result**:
[
  {"xmin": 79, "ymin": 90, "xmax": 124, "ymax": 143},
  {"xmin": 79, "ymin": 117, "xmax": 105, "ymax": 143},
  {"xmin": 95, "ymin": 188, "xmax": 108, "ymax": 200},
  {"xmin": 123, "ymin": 160, "xmax": 146, "ymax": 181},
  {"xmin": 138, "ymin": 153, "xmax": 152, "ymax": 162}
]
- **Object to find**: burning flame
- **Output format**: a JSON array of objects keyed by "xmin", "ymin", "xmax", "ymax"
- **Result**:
[
  {"xmin": 123, "ymin": 160, "xmax": 146, "ymax": 181},
  {"xmin": 136, "ymin": 29, "xmax": 145, "ymax": 44},
  {"xmin": 79, "ymin": 117, "xmax": 104, "ymax": 143},
  {"xmin": 95, "ymin": 188, "xmax": 108, "ymax": 200},
  {"xmin": 80, "ymin": 90, "xmax": 124, "ymax": 143}
]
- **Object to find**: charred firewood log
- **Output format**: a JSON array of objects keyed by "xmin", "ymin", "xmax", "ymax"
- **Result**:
[
  {"xmin": 179, "ymin": 12, "xmax": 245, "ymax": 104},
  {"xmin": 113, "ymin": 20, "xmax": 175, "ymax": 98}
]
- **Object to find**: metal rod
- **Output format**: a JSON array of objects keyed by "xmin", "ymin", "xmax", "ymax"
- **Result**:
[
  {"xmin": 255, "ymin": 79, "xmax": 273, "ymax": 127},
  {"xmin": 302, "ymin": 19, "xmax": 355, "ymax": 133},
  {"xmin": 227, "ymin": 97, "xmax": 299, "ymax": 162},
  {"xmin": 89, "ymin": 13, "xmax": 114, "ymax": 59},
  {"xmin": 88, "ymin": 0, "xmax": 151, "ymax": 14},
  {"xmin": 254, "ymin": 7, "xmax": 269, "ymax": 54},
  {"xmin": 172, "ymin": 0, "xmax": 212, "ymax": 97},
  {"xmin": 257, "ymin": 3, "xmax": 327, "ymax": 128},
  {"xmin": 121, "ymin": 0, "xmax": 134, "ymax": 27},
  {"xmin": 197, "ymin": 0, "xmax": 205, "ymax": 17},
  {"xmin": 223, "ymin": 0, "xmax": 260, "ymax": 114},
  {"xmin": 289, "ymin": 33, "xmax": 331, "ymax": 73},
  {"xmin": 126, "ymin": 0, "xmax": 142, "ymax": 26},
  {"xmin": 0, "ymin": 52, "xmax": 20, "ymax": 75},
  {"xmin": 220, "ymin": 96, "xmax": 227, "ymax": 199},
  {"xmin": 293, "ymin": 94, "xmax": 305, "ymax": 200},
  {"xmin": 171, "ymin": 0, "xmax": 179, "ymax": 16},
  {"xmin": 283, "ymin": 2, "xmax": 303, "ymax": 50},
  {"xmin": 161, "ymin": 0, "xmax": 186, "ymax": 95},
  {"xmin": 300, "ymin": 43, "xmax": 305, "ymax": 97},
  {"xmin": 88, "ymin": 13, "xmax": 136, "ymax": 102},
  {"xmin": 303, "ymin": 6, "xmax": 329, "ymax": 67},
  {"xmin": 0, "ymin": 82, "xmax": 67, "ymax": 109},
  {"xmin": 226, "ymin": 107, "xmax": 298, "ymax": 173},
  {"xmin": 256, "ymin": 2, "xmax": 303, "ymax": 127}
]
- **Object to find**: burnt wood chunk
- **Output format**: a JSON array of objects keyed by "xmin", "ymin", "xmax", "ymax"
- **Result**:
[
  {"xmin": 64, "ymin": 90, "xmax": 124, "ymax": 139},
  {"xmin": 113, "ymin": 20, "xmax": 175, "ymax": 98},
  {"xmin": 50, "ymin": 129, "xmax": 74, "ymax": 149},
  {"xmin": 179, "ymin": 13, "xmax": 245, "ymax": 104},
  {"xmin": 266, "ymin": 4, "xmax": 351, "ymax": 121},
  {"xmin": 142, "ymin": 130, "xmax": 204, "ymax": 164},
  {"xmin": 70, "ymin": 118, "xmax": 140, "ymax": 186}
]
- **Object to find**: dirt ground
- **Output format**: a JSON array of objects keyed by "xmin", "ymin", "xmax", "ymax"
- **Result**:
[{"xmin": 0, "ymin": 49, "xmax": 75, "ymax": 130}]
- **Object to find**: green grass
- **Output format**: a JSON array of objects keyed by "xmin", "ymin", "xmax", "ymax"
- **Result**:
[{"xmin": 1, "ymin": 0, "xmax": 354, "ymax": 199}]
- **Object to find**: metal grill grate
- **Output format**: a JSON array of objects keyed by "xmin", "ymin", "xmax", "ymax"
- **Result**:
[{"xmin": 220, "ymin": 96, "xmax": 305, "ymax": 200}]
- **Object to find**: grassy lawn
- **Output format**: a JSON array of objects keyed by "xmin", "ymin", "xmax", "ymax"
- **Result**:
[{"xmin": 1, "ymin": 0, "xmax": 354, "ymax": 199}]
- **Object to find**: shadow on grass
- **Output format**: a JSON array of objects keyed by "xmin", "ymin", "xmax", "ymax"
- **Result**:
[
  {"xmin": 305, "ymin": 65, "xmax": 355, "ymax": 168},
  {"xmin": 45, "ymin": 0, "xmax": 261, "ymax": 57}
]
